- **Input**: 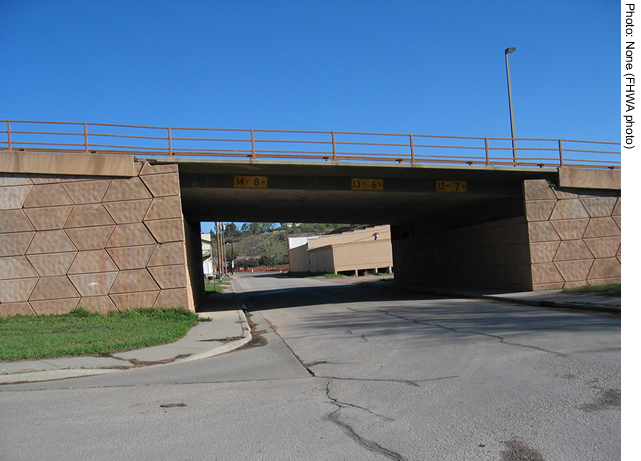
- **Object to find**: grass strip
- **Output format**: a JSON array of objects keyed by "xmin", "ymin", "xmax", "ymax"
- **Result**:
[
  {"xmin": 0, "ymin": 307, "xmax": 203, "ymax": 362},
  {"xmin": 562, "ymin": 283, "xmax": 621, "ymax": 297}
]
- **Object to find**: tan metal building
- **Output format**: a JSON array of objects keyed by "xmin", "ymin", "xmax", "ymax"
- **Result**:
[{"xmin": 288, "ymin": 225, "xmax": 393, "ymax": 275}]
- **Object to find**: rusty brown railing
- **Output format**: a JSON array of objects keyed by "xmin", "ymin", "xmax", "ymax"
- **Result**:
[{"xmin": 0, "ymin": 120, "xmax": 621, "ymax": 169}]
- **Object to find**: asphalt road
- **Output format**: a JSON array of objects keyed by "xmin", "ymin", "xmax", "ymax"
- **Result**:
[{"xmin": 0, "ymin": 273, "xmax": 621, "ymax": 461}]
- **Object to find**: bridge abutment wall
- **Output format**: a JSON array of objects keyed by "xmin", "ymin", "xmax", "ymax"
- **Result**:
[
  {"xmin": 0, "ymin": 157, "xmax": 200, "ymax": 316},
  {"xmin": 393, "ymin": 170, "xmax": 621, "ymax": 292}
]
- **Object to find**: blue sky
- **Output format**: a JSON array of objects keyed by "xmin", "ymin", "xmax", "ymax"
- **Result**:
[{"xmin": 0, "ymin": 1, "xmax": 620, "ymax": 232}]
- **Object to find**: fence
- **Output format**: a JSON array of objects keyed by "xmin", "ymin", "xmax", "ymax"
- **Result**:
[{"xmin": 0, "ymin": 120, "xmax": 620, "ymax": 169}]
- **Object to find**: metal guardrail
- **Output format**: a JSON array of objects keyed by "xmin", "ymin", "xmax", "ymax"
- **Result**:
[{"xmin": 0, "ymin": 120, "xmax": 621, "ymax": 169}]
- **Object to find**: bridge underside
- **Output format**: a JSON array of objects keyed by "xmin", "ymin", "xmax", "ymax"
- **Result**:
[{"xmin": 174, "ymin": 160, "xmax": 554, "ymax": 225}]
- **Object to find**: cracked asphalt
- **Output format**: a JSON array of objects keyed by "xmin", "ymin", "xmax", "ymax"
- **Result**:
[{"xmin": 0, "ymin": 272, "xmax": 620, "ymax": 460}]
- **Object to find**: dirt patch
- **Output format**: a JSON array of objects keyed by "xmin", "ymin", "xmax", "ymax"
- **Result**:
[{"xmin": 500, "ymin": 439, "xmax": 545, "ymax": 461}]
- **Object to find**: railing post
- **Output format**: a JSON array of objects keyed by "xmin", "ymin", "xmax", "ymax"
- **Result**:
[
  {"xmin": 250, "ymin": 129, "xmax": 256, "ymax": 159},
  {"xmin": 409, "ymin": 134, "xmax": 415, "ymax": 163},
  {"xmin": 84, "ymin": 123, "xmax": 89, "ymax": 152},
  {"xmin": 331, "ymin": 131, "xmax": 337, "ymax": 161},
  {"xmin": 168, "ymin": 127, "xmax": 174, "ymax": 157},
  {"xmin": 6, "ymin": 121, "xmax": 11, "ymax": 150},
  {"xmin": 558, "ymin": 139, "xmax": 564, "ymax": 167},
  {"xmin": 484, "ymin": 138, "xmax": 490, "ymax": 165}
]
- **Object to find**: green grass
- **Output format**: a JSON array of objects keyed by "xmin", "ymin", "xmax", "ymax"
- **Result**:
[
  {"xmin": 563, "ymin": 283, "xmax": 621, "ymax": 297},
  {"xmin": 0, "ymin": 307, "xmax": 203, "ymax": 362},
  {"xmin": 205, "ymin": 279, "xmax": 231, "ymax": 293}
]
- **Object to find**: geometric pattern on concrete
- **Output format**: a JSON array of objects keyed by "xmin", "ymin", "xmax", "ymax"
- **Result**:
[
  {"xmin": 0, "ymin": 161, "xmax": 193, "ymax": 315},
  {"xmin": 103, "ymin": 199, "xmax": 152, "ymax": 224},
  {"xmin": 106, "ymin": 245, "xmax": 156, "ymax": 270},
  {"xmin": 27, "ymin": 252, "xmax": 77, "ymax": 277},
  {"xmin": 0, "ymin": 232, "xmax": 35, "ymax": 257},
  {"xmin": 140, "ymin": 173, "xmax": 180, "ymax": 197},
  {"xmin": 65, "ymin": 226, "xmax": 115, "ymax": 251},
  {"xmin": 24, "ymin": 206, "xmax": 74, "ymax": 230},
  {"xmin": 525, "ymin": 179, "xmax": 621, "ymax": 290},
  {"xmin": 144, "ymin": 218, "xmax": 185, "ymax": 243},
  {"xmin": 109, "ymin": 291, "xmax": 160, "ymax": 311},
  {"xmin": 0, "ymin": 184, "xmax": 33, "ymax": 210},
  {"xmin": 67, "ymin": 250, "xmax": 118, "ymax": 275},
  {"xmin": 23, "ymin": 183, "xmax": 74, "ymax": 208},
  {"xmin": 62, "ymin": 179, "xmax": 111, "ymax": 204},
  {"xmin": 64, "ymin": 204, "xmax": 115, "ymax": 228}
]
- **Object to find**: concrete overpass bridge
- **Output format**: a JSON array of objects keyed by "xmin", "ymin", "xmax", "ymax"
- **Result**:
[{"xmin": 0, "ymin": 121, "xmax": 621, "ymax": 315}]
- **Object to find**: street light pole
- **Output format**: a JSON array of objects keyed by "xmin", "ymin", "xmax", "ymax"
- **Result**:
[{"xmin": 505, "ymin": 47, "xmax": 517, "ymax": 164}]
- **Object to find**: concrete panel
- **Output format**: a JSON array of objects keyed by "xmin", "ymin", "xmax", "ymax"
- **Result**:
[
  {"xmin": 0, "ymin": 185, "xmax": 32, "ymax": 209},
  {"xmin": 585, "ymin": 237, "xmax": 621, "ymax": 258},
  {"xmin": 0, "ymin": 209, "xmax": 35, "ymax": 233},
  {"xmin": 103, "ymin": 199, "xmax": 152, "ymax": 224},
  {"xmin": 613, "ymin": 197, "xmax": 621, "ymax": 216},
  {"xmin": 147, "ymin": 242, "xmax": 187, "ymax": 267},
  {"xmin": 0, "ymin": 232, "xmax": 35, "ymax": 257},
  {"xmin": 106, "ymin": 245, "xmax": 156, "ymax": 270},
  {"xmin": 554, "ymin": 260, "xmax": 594, "ymax": 282},
  {"xmin": 550, "ymin": 219, "xmax": 589, "ymax": 240},
  {"xmin": 144, "ymin": 196, "xmax": 183, "ymax": 220},
  {"xmin": 69, "ymin": 271, "xmax": 118, "ymax": 297},
  {"xmin": 30, "ymin": 298, "xmax": 79, "ymax": 315},
  {"xmin": 553, "ymin": 240, "xmax": 594, "ymax": 262},
  {"xmin": 0, "ymin": 278, "xmax": 38, "ymax": 302},
  {"xmin": 583, "ymin": 217, "xmax": 621, "ymax": 238},
  {"xmin": 523, "ymin": 179, "xmax": 556, "ymax": 200},
  {"xmin": 549, "ymin": 200, "xmax": 590, "ymax": 220},
  {"xmin": 148, "ymin": 265, "xmax": 188, "ymax": 289},
  {"xmin": 531, "ymin": 263, "xmax": 564, "ymax": 285},
  {"xmin": 24, "ymin": 206, "xmax": 73, "ymax": 230},
  {"xmin": 68, "ymin": 250, "xmax": 118, "ymax": 274},
  {"xmin": 110, "ymin": 291, "xmax": 159, "ymax": 310},
  {"xmin": 140, "ymin": 163, "xmax": 178, "ymax": 175},
  {"xmin": 27, "ymin": 252, "xmax": 77, "ymax": 277},
  {"xmin": 0, "ymin": 175, "xmax": 33, "ymax": 186},
  {"xmin": 62, "ymin": 179, "xmax": 111, "ymax": 204},
  {"xmin": 558, "ymin": 167, "xmax": 621, "ymax": 190},
  {"xmin": 144, "ymin": 218, "xmax": 185, "ymax": 243},
  {"xmin": 140, "ymin": 173, "xmax": 180, "ymax": 197},
  {"xmin": 77, "ymin": 295, "xmax": 117, "ymax": 313},
  {"xmin": 579, "ymin": 197, "xmax": 618, "ymax": 217},
  {"xmin": 527, "ymin": 222, "xmax": 560, "ymax": 242},
  {"xmin": 1, "ymin": 302, "xmax": 35, "ymax": 317},
  {"xmin": 109, "ymin": 269, "xmax": 160, "ymax": 294},
  {"xmin": 525, "ymin": 200, "xmax": 556, "ymax": 222},
  {"xmin": 27, "ymin": 230, "xmax": 77, "ymax": 254},
  {"xmin": 529, "ymin": 242, "xmax": 560, "ymax": 264},
  {"xmin": 587, "ymin": 258, "xmax": 621, "ymax": 280},
  {"xmin": 65, "ymin": 226, "xmax": 115, "ymax": 251},
  {"xmin": 102, "ymin": 177, "xmax": 152, "ymax": 202},
  {"xmin": 23, "ymin": 184, "xmax": 74, "ymax": 208},
  {"xmin": 64, "ymin": 204, "xmax": 115, "ymax": 228},
  {"xmin": 0, "ymin": 256, "xmax": 38, "ymax": 280},
  {"xmin": 106, "ymin": 223, "xmax": 156, "ymax": 248},
  {"xmin": 153, "ymin": 288, "xmax": 189, "ymax": 308},
  {"xmin": 0, "ymin": 151, "xmax": 134, "ymax": 177},
  {"xmin": 29, "ymin": 276, "xmax": 80, "ymax": 301}
]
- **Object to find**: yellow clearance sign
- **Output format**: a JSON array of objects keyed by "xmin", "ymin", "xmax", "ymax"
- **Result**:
[
  {"xmin": 234, "ymin": 176, "xmax": 268, "ymax": 188},
  {"xmin": 351, "ymin": 178, "xmax": 384, "ymax": 191},
  {"xmin": 436, "ymin": 180, "xmax": 467, "ymax": 193}
]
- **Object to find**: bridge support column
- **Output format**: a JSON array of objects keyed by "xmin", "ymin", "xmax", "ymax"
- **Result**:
[{"xmin": 0, "ymin": 160, "xmax": 202, "ymax": 316}]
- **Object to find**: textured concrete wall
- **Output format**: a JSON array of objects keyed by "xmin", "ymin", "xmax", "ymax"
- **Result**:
[
  {"xmin": 0, "ymin": 161, "xmax": 194, "ymax": 316},
  {"xmin": 392, "ymin": 217, "xmax": 531, "ymax": 290},
  {"xmin": 524, "ymin": 179, "xmax": 621, "ymax": 290}
]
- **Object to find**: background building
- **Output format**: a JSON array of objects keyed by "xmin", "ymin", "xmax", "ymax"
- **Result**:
[{"xmin": 288, "ymin": 225, "xmax": 393, "ymax": 275}]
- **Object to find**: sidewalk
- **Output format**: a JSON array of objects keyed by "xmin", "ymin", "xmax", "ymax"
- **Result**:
[
  {"xmin": 0, "ymin": 292, "xmax": 251, "ymax": 385},
  {"xmin": 0, "ymin": 284, "xmax": 619, "ymax": 385}
]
